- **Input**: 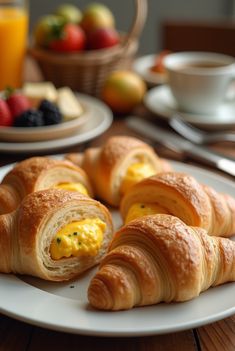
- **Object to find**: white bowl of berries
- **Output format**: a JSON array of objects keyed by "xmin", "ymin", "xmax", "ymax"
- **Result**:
[{"xmin": 0, "ymin": 82, "xmax": 88, "ymax": 142}]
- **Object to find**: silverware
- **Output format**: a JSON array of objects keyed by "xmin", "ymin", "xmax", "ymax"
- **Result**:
[
  {"xmin": 126, "ymin": 116, "xmax": 235, "ymax": 177},
  {"xmin": 169, "ymin": 115, "xmax": 235, "ymax": 144}
]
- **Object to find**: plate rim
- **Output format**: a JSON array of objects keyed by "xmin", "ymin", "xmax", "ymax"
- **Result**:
[
  {"xmin": 0, "ymin": 276, "xmax": 234, "ymax": 337},
  {"xmin": 0, "ymin": 159, "xmax": 235, "ymax": 336},
  {"xmin": 144, "ymin": 85, "xmax": 235, "ymax": 129}
]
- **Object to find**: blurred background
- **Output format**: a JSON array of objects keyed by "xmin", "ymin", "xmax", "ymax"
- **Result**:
[{"xmin": 29, "ymin": 0, "xmax": 235, "ymax": 54}]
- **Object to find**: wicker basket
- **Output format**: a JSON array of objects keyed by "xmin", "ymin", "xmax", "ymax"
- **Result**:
[{"xmin": 29, "ymin": 0, "xmax": 147, "ymax": 96}]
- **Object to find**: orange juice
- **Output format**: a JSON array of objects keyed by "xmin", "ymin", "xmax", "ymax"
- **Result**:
[{"xmin": 0, "ymin": 6, "xmax": 28, "ymax": 90}]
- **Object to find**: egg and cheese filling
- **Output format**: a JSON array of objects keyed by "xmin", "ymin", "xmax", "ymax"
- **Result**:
[
  {"xmin": 120, "ymin": 162, "xmax": 156, "ymax": 195},
  {"xmin": 125, "ymin": 203, "xmax": 169, "ymax": 224},
  {"xmin": 50, "ymin": 218, "xmax": 106, "ymax": 260},
  {"xmin": 54, "ymin": 182, "xmax": 88, "ymax": 196}
]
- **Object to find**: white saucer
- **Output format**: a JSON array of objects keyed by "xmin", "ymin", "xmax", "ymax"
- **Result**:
[
  {"xmin": 0, "ymin": 96, "xmax": 113, "ymax": 154},
  {"xmin": 133, "ymin": 54, "xmax": 167, "ymax": 86},
  {"xmin": 144, "ymin": 85, "xmax": 235, "ymax": 130}
]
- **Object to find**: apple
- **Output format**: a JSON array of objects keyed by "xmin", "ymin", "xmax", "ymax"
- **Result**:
[
  {"xmin": 88, "ymin": 27, "xmax": 120, "ymax": 50},
  {"xmin": 34, "ymin": 15, "xmax": 65, "ymax": 47},
  {"xmin": 101, "ymin": 71, "xmax": 147, "ymax": 114},
  {"xmin": 80, "ymin": 3, "xmax": 115, "ymax": 34},
  {"xmin": 55, "ymin": 4, "xmax": 82, "ymax": 24},
  {"xmin": 49, "ymin": 24, "xmax": 86, "ymax": 52}
]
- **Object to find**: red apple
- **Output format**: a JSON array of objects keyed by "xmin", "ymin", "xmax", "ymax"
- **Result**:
[
  {"xmin": 88, "ymin": 27, "xmax": 120, "ymax": 50},
  {"xmin": 49, "ymin": 23, "xmax": 86, "ymax": 52}
]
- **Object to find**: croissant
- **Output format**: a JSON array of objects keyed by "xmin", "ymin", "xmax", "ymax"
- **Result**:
[
  {"xmin": 0, "ymin": 188, "xmax": 113, "ymax": 281},
  {"xmin": 88, "ymin": 214, "xmax": 235, "ymax": 311},
  {"xmin": 65, "ymin": 136, "xmax": 172, "ymax": 207},
  {"xmin": 120, "ymin": 172, "xmax": 235, "ymax": 237},
  {"xmin": 0, "ymin": 156, "xmax": 93, "ymax": 215}
]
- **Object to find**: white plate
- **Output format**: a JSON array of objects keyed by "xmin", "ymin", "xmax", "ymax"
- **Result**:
[
  {"xmin": 0, "ymin": 95, "xmax": 113, "ymax": 153},
  {"xmin": 144, "ymin": 85, "xmax": 235, "ymax": 130},
  {"xmin": 0, "ymin": 160, "xmax": 235, "ymax": 336},
  {"xmin": 133, "ymin": 54, "xmax": 167, "ymax": 86}
]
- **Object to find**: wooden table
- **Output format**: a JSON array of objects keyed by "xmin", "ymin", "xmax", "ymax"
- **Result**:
[{"xmin": 0, "ymin": 58, "xmax": 235, "ymax": 351}]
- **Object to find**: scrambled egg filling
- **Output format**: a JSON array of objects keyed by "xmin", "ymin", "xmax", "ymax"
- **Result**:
[
  {"xmin": 125, "ymin": 202, "xmax": 169, "ymax": 224},
  {"xmin": 120, "ymin": 162, "xmax": 156, "ymax": 195},
  {"xmin": 54, "ymin": 182, "xmax": 88, "ymax": 196},
  {"xmin": 50, "ymin": 218, "xmax": 106, "ymax": 260}
]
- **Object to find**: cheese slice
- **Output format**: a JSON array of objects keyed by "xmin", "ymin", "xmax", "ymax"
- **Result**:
[
  {"xmin": 22, "ymin": 82, "xmax": 58, "ymax": 106},
  {"xmin": 57, "ymin": 87, "xmax": 83, "ymax": 121}
]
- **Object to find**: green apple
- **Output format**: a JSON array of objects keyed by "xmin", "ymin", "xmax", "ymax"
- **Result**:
[
  {"xmin": 55, "ymin": 4, "xmax": 82, "ymax": 24},
  {"xmin": 34, "ymin": 15, "xmax": 65, "ymax": 47},
  {"xmin": 81, "ymin": 3, "xmax": 115, "ymax": 34}
]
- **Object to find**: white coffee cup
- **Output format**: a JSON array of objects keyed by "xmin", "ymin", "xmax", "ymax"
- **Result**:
[{"xmin": 163, "ymin": 51, "xmax": 235, "ymax": 115}]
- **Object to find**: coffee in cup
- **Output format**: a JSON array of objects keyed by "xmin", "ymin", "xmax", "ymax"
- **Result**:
[{"xmin": 163, "ymin": 52, "xmax": 235, "ymax": 115}]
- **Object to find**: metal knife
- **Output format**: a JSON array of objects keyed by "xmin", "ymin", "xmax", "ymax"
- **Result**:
[{"xmin": 126, "ymin": 116, "xmax": 235, "ymax": 177}]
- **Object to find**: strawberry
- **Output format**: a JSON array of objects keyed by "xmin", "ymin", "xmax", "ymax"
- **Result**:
[
  {"xmin": 49, "ymin": 23, "xmax": 86, "ymax": 52},
  {"xmin": 7, "ymin": 93, "xmax": 31, "ymax": 119},
  {"xmin": 0, "ymin": 98, "xmax": 13, "ymax": 126}
]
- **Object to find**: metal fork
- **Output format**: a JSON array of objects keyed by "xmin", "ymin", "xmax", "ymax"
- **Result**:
[{"xmin": 169, "ymin": 115, "xmax": 235, "ymax": 144}]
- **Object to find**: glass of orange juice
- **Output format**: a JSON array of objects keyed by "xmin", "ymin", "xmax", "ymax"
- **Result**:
[{"xmin": 0, "ymin": 0, "xmax": 28, "ymax": 90}]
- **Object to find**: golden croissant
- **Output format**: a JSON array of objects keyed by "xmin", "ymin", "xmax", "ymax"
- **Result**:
[
  {"xmin": 88, "ymin": 214, "xmax": 235, "ymax": 311},
  {"xmin": 65, "ymin": 135, "xmax": 172, "ymax": 207},
  {"xmin": 120, "ymin": 172, "xmax": 235, "ymax": 237},
  {"xmin": 0, "ymin": 189, "xmax": 113, "ymax": 281},
  {"xmin": 0, "ymin": 156, "xmax": 93, "ymax": 215}
]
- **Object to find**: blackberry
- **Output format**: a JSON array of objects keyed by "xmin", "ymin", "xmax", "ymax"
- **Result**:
[
  {"xmin": 39, "ymin": 99, "xmax": 62, "ymax": 125},
  {"xmin": 13, "ymin": 109, "xmax": 44, "ymax": 127}
]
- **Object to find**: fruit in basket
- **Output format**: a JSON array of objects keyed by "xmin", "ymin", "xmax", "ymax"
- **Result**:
[
  {"xmin": 0, "ymin": 98, "xmax": 13, "ymax": 126},
  {"xmin": 6, "ymin": 91, "xmax": 31, "ymax": 119},
  {"xmin": 33, "ymin": 3, "xmax": 120, "ymax": 53},
  {"xmin": 55, "ymin": 4, "xmax": 82, "ymax": 24},
  {"xmin": 101, "ymin": 71, "xmax": 146, "ymax": 113},
  {"xmin": 80, "ymin": 3, "xmax": 115, "ymax": 34},
  {"xmin": 49, "ymin": 23, "xmax": 86, "ymax": 52},
  {"xmin": 88, "ymin": 27, "xmax": 120, "ymax": 50},
  {"xmin": 34, "ymin": 15, "xmax": 65, "ymax": 47}
]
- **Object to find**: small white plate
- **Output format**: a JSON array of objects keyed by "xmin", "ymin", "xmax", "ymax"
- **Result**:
[
  {"xmin": 0, "ymin": 160, "xmax": 235, "ymax": 336},
  {"xmin": 144, "ymin": 85, "xmax": 235, "ymax": 130},
  {"xmin": 0, "ymin": 96, "xmax": 113, "ymax": 153},
  {"xmin": 133, "ymin": 54, "xmax": 167, "ymax": 86},
  {"xmin": 0, "ymin": 114, "xmax": 88, "ymax": 143},
  {"xmin": 0, "ymin": 93, "xmax": 92, "ymax": 143}
]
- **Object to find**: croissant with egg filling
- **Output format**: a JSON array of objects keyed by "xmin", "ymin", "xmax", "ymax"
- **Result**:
[
  {"xmin": 88, "ymin": 214, "xmax": 235, "ymax": 311},
  {"xmin": 120, "ymin": 172, "xmax": 235, "ymax": 237},
  {"xmin": 66, "ymin": 136, "xmax": 172, "ymax": 207},
  {"xmin": 0, "ymin": 189, "xmax": 113, "ymax": 281},
  {"xmin": 0, "ymin": 156, "xmax": 93, "ymax": 215}
]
